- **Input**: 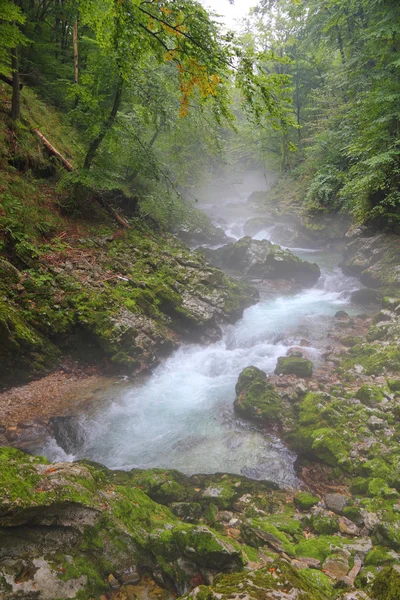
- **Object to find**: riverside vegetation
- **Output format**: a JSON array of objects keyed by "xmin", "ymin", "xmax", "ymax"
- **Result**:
[
  {"xmin": 1, "ymin": 87, "xmax": 400, "ymax": 599},
  {"xmin": 1, "ymin": 0, "xmax": 400, "ymax": 599}
]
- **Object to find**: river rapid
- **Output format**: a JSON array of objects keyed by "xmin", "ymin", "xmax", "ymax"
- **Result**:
[{"xmin": 43, "ymin": 174, "xmax": 362, "ymax": 488}]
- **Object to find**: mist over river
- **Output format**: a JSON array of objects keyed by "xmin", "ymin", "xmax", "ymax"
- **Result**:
[{"xmin": 42, "ymin": 172, "xmax": 362, "ymax": 488}]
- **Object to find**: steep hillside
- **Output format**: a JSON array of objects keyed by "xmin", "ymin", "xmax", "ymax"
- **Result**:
[{"xmin": 0, "ymin": 85, "xmax": 257, "ymax": 387}]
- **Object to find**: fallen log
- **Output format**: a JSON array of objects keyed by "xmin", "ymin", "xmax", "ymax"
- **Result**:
[
  {"xmin": 33, "ymin": 129, "xmax": 74, "ymax": 172},
  {"xmin": 33, "ymin": 128, "xmax": 130, "ymax": 229},
  {"xmin": 0, "ymin": 73, "xmax": 23, "ymax": 90}
]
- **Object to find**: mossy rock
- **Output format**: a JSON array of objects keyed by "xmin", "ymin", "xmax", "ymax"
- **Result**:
[
  {"xmin": 170, "ymin": 502, "xmax": 202, "ymax": 523},
  {"xmin": 0, "ymin": 258, "xmax": 21, "ymax": 288},
  {"xmin": 241, "ymin": 519, "xmax": 296, "ymax": 555},
  {"xmin": 365, "ymin": 546, "xmax": 397, "ymax": 567},
  {"xmin": 0, "ymin": 448, "xmax": 247, "ymax": 598},
  {"xmin": 356, "ymin": 384, "xmax": 385, "ymax": 407},
  {"xmin": 183, "ymin": 560, "xmax": 331, "ymax": 600},
  {"xmin": 234, "ymin": 366, "xmax": 282, "ymax": 423},
  {"xmin": 311, "ymin": 514, "xmax": 339, "ymax": 535},
  {"xmin": 294, "ymin": 535, "xmax": 347, "ymax": 562},
  {"xmin": 0, "ymin": 299, "xmax": 60, "ymax": 385},
  {"xmin": 388, "ymin": 379, "xmax": 400, "ymax": 392},
  {"xmin": 275, "ymin": 356, "xmax": 313, "ymax": 378},
  {"xmin": 294, "ymin": 491, "xmax": 320, "ymax": 511},
  {"xmin": 341, "ymin": 335, "xmax": 363, "ymax": 347},
  {"xmin": 339, "ymin": 342, "xmax": 400, "ymax": 376}
]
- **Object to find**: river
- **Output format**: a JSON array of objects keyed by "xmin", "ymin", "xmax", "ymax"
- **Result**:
[{"xmin": 42, "ymin": 175, "xmax": 362, "ymax": 488}]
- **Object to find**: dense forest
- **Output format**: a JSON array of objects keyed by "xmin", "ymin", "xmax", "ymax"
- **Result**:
[
  {"xmin": 1, "ymin": 1, "xmax": 400, "ymax": 600},
  {"xmin": 1, "ymin": 0, "xmax": 399, "ymax": 228}
]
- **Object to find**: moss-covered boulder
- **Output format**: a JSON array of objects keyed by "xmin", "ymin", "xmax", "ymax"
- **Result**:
[
  {"xmin": 0, "ymin": 448, "xmax": 244, "ymax": 598},
  {"xmin": 356, "ymin": 384, "xmax": 385, "ymax": 407},
  {"xmin": 0, "ymin": 299, "xmax": 60, "ymax": 383},
  {"xmin": 183, "ymin": 560, "xmax": 332, "ymax": 600},
  {"xmin": 275, "ymin": 356, "xmax": 313, "ymax": 378},
  {"xmin": 198, "ymin": 237, "xmax": 320, "ymax": 286},
  {"xmin": 294, "ymin": 491, "xmax": 320, "ymax": 511},
  {"xmin": 234, "ymin": 366, "xmax": 282, "ymax": 424}
]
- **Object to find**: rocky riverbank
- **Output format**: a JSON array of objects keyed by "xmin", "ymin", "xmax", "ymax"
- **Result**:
[
  {"xmin": 1, "ymin": 263, "xmax": 400, "ymax": 599},
  {"xmin": 1, "ymin": 156, "xmax": 400, "ymax": 599},
  {"xmin": 0, "ymin": 222, "xmax": 259, "ymax": 388}
]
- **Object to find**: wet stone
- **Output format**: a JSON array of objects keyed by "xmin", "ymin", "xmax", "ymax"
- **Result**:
[
  {"xmin": 324, "ymin": 493, "xmax": 349, "ymax": 514},
  {"xmin": 339, "ymin": 516, "xmax": 360, "ymax": 536},
  {"xmin": 322, "ymin": 556, "xmax": 349, "ymax": 579}
]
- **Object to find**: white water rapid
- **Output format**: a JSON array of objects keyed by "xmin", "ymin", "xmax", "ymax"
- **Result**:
[{"xmin": 42, "ymin": 174, "xmax": 362, "ymax": 488}]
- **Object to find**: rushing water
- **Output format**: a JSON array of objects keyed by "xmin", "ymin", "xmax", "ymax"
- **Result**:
[{"xmin": 42, "ymin": 178, "xmax": 362, "ymax": 488}]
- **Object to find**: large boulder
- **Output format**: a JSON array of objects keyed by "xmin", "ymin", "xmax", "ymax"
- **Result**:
[
  {"xmin": 0, "ymin": 448, "xmax": 243, "ymax": 599},
  {"xmin": 342, "ymin": 227, "xmax": 400, "ymax": 294},
  {"xmin": 234, "ymin": 366, "xmax": 282, "ymax": 424},
  {"xmin": 199, "ymin": 237, "xmax": 320, "ymax": 286},
  {"xmin": 275, "ymin": 356, "xmax": 313, "ymax": 378}
]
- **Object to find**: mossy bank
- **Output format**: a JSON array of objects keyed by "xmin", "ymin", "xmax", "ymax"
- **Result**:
[{"xmin": 2, "ymin": 447, "xmax": 400, "ymax": 599}]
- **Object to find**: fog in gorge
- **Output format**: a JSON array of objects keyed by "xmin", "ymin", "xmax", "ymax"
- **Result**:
[{"xmin": 41, "ymin": 168, "xmax": 363, "ymax": 488}]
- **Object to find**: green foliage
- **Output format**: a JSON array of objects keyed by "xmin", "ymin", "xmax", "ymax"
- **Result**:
[
  {"xmin": 249, "ymin": 0, "xmax": 400, "ymax": 226},
  {"xmin": 0, "ymin": 1, "xmax": 28, "ymax": 76}
]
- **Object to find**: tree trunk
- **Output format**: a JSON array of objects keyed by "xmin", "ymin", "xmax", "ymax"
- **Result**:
[
  {"xmin": 73, "ymin": 18, "xmax": 79, "ymax": 107},
  {"xmin": 83, "ymin": 77, "xmax": 124, "ymax": 170},
  {"xmin": 11, "ymin": 46, "xmax": 21, "ymax": 122},
  {"xmin": 33, "ymin": 129, "xmax": 74, "ymax": 171},
  {"xmin": 335, "ymin": 25, "xmax": 346, "ymax": 64}
]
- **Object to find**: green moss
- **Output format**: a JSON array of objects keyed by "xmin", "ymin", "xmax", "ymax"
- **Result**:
[
  {"xmin": 342, "ymin": 506, "xmax": 362, "ymax": 524},
  {"xmin": 371, "ymin": 566, "xmax": 400, "ymax": 600},
  {"xmin": 274, "ymin": 356, "xmax": 313, "ymax": 378},
  {"xmin": 266, "ymin": 513, "xmax": 303, "ymax": 536},
  {"xmin": 341, "ymin": 335, "xmax": 363, "ymax": 347},
  {"xmin": 241, "ymin": 545, "xmax": 260, "ymax": 563},
  {"xmin": 0, "ymin": 299, "xmax": 60, "ymax": 384},
  {"xmin": 339, "ymin": 343, "xmax": 400, "ymax": 376},
  {"xmin": 350, "ymin": 477, "xmax": 370, "ymax": 495},
  {"xmin": 295, "ymin": 535, "xmax": 346, "ymax": 562},
  {"xmin": 54, "ymin": 554, "xmax": 108, "ymax": 597},
  {"xmin": 234, "ymin": 367, "xmax": 282, "ymax": 423},
  {"xmin": 365, "ymin": 547, "xmax": 397, "ymax": 567},
  {"xmin": 356, "ymin": 384, "xmax": 385, "ymax": 407},
  {"xmin": 124, "ymin": 468, "xmax": 196, "ymax": 504},
  {"xmin": 200, "ymin": 561, "xmax": 331, "ymax": 600},
  {"xmin": 311, "ymin": 427, "xmax": 350, "ymax": 467},
  {"xmin": 204, "ymin": 503, "xmax": 219, "ymax": 527},
  {"xmin": 311, "ymin": 514, "xmax": 339, "ymax": 535},
  {"xmin": 246, "ymin": 519, "xmax": 297, "ymax": 555},
  {"xmin": 294, "ymin": 492, "xmax": 320, "ymax": 511},
  {"xmin": 388, "ymin": 379, "xmax": 400, "ymax": 392},
  {"xmin": 298, "ymin": 569, "xmax": 334, "ymax": 595},
  {"xmin": 368, "ymin": 477, "xmax": 396, "ymax": 498}
]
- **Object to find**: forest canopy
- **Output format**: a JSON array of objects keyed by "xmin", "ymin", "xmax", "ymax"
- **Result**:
[{"xmin": 1, "ymin": 0, "xmax": 399, "ymax": 227}]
